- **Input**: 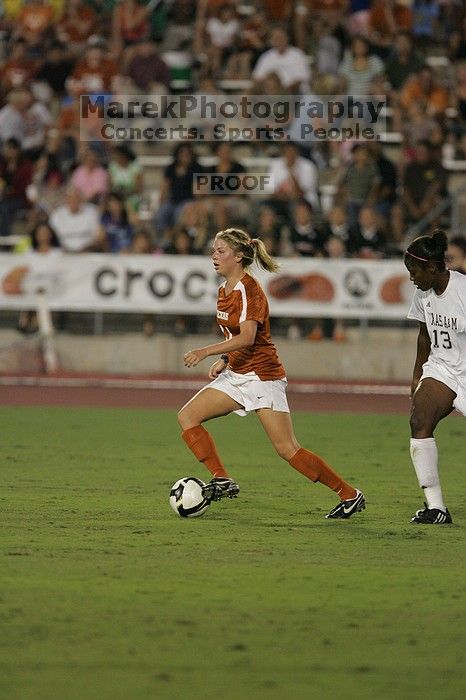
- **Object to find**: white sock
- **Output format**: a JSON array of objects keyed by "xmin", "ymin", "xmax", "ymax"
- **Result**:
[{"xmin": 409, "ymin": 437, "xmax": 446, "ymax": 512}]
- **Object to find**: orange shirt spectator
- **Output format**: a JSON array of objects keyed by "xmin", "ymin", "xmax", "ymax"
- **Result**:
[
  {"xmin": 17, "ymin": 0, "xmax": 55, "ymax": 44},
  {"xmin": 0, "ymin": 40, "xmax": 38, "ymax": 92},
  {"xmin": 70, "ymin": 44, "xmax": 119, "ymax": 94},
  {"xmin": 261, "ymin": 0, "xmax": 294, "ymax": 21},
  {"xmin": 111, "ymin": 0, "xmax": 150, "ymax": 50},
  {"xmin": 399, "ymin": 66, "xmax": 450, "ymax": 118},
  {"xmin": 57, "ymin": 0, "xmax": 96, "ymax": 46},
  {"xmin": 369, "ymin": 0, "xmax": 412, "ymax": 43}
]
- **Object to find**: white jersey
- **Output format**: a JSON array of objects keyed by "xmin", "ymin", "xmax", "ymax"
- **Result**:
[{"xmin": 407, "ymin": 271, "xmax": 466, "ymax": 381}]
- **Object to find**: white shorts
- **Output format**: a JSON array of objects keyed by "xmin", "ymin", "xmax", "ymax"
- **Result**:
[
  {"xmin": 208, "ymin": 368, "xmax": 289, "ymax": 416},
  {"xmin": 421, "ymin": 360, "xmax": 466, "ymax": 418}
]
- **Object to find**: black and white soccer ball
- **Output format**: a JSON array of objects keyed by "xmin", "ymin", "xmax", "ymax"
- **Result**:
[{"xmin": 169, "ymin": 477, "xmax": 210, "ymax": 518}]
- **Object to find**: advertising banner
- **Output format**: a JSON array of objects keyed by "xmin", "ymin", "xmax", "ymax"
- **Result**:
[{"xmin": 0, "ymin": 253, "xmax": 413, "ymax": 319}]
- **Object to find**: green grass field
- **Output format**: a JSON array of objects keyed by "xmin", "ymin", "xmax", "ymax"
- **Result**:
[{"xmin": 0, "ymin": 405, "xmax": 465, "ymax": 700}]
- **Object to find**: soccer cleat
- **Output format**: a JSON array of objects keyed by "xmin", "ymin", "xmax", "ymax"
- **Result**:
[
  {"xmin": 325, "ymin": 489, "xmax": 365, "ymax": 519},
  {"xmin": 202, "ymin": 477, "xmax": 240, "ymax": 502},
  {"xmin": 410, "ymin": 503, "xmax": 452, "ymax": 524}
]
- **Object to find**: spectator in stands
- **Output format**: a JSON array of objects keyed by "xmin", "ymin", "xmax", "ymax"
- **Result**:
[
  {"xmin": 49, "ymin": 186, "xmax": 100, "ymax": 252},
  {"xmin": 176, "ymin": 200, "xmax": 211, "ymax": 254},
  {"xmin": 68, "ymin": 37, "xmax": 119, "ymax": 95},
  {"xmin": 108, "ymin": 144, "xmax": 144, "ymax": 214},
  {"xmin": 319, "ymin": 205, "xmax": 352, "ymax": 248},
  {"xmin": 200, "ymin": 3, "xmax": 240, "ymax": 79},
  {"xmin": 25, "ymin": 150, "xmax": 65, "ymax": 231},
  {"xmin": 252, "ymin": 26, "xmax": 311, "ymax": 94},
  {"xmin": 448, "ymin": 13, "xmax": 466, "ymax": 61},
  {"xmin": 451, "ymin": 61, "xmax": 466, "ymax": 128},
  {"xmin": 96, "ymin": 192, "xmax": 133, "ymax": 253},
  {"xmin": 163, "ymin": 226, "xmax": 199, "ymax": 336},
  {"xmin": 346, "ymin": 1, "xmax": 372, "ymax": 37},
  {"xmin": 207, "ymin": 141, "xmax": 248, "ymax": 231},
  {"xmin": 321, "ymin": 228, "xmax": 348, "ymax": 342},
  {"xmin": 128, "ymin": 226, "xmax": 158, "ymax": 336},
  {"xmin": 412, "ymin": 0, "xmax": 440, "ymax": 47},
  {"xmin": 338, "ymin": 35, "xmax": 385, "ymax": 95},
  {"xmin": 70, "ymin": 147, "xmax": 109, "ymax": 204},
  {"xmin": 22, "ymin": 88, "xmax": 53, "ymax": 161},
  {"xmin": 385, "ymin": 31, "xmax": 425, "ymax": 93},
  {"xmin": 54, "ymin": 98, "xmax": 82, "ymax": 175},
  {"xmin": 57, "ymin": 0, "xmax": 96, "ymax": 56},
  {"xmin": 427, "ymin": 120, "xmax": 448, "ymax": 162},
  {"xmin": 165, "ymin": 226, "xmax": 197, "ymax": 255},
  {"xmin": 251, "ymin": 205, "xmax": 285, "ymax": 256},
  {"xmin": 367, "ymin": 140, "xmax": 398, "ymax": 224},
  {"xmin": 0, "ymin": 88, "xmax": 27, "ymax": 146},
  {"xmin": 323, "ymin": 232, "xmax": 348, "ymax": 260},
  {"xmin": 111, "ymin": 0, "xmax": 151, "ymax": 60},
  {"xmin": 391, "ymin": 139, "xmax": 448, "ymax": 243},
  {"xmin": 0, "ymin": 137, "xmax": 33, "ymax": 237},
  {"xmin": 348, "ymin": 205, "xmax": 387, "ymax": 258},
  {"xmin": 131, "ymin": 227, "xmax": 154, "ymax": 255},
  {"xmin": 0, "ymin": 38, "xmax": 38, "ymax": 97},
  {"xmin": 261, "ymin": 0, "xmax": 294, "ymax": 22},
  {"xmin": 34, "ymin": 41, "xmax": 76, "ymax": 99},
  {"xmin": 314, "ymin": 17, "xmax": 345, "ymax": 76},
  {"xmin": 398, "ymin": 65, "xmax": 450, "ymax": 121},
  {"xmin": 123, "ymin": 38, "xmax": 171, "ymax": 93},
  {"xmin": 368, "ymin": 0, "xmax": 413, "ymax": 59},
  {"xmin": 154, "ymin": 142, "xmax": 202, "ymax": 234},
  {"xmin": 446, "ymin": 235, "xmax": 466, "ymax": 273},
  {"xmin": 398, "ymin": 99, "xmax": 437, "ymax": 163},
  {"xmin": 223, "ymin": 5, "xmax": 267, "ymax": 81},
  {"xmin": 265, "ymin": 141, "xmax": 320, "ymax": 218},
  {"xmin": 337, "ymin": 143, "xmax": 380, "ymax": 229},
  {"xmin": 294, "ymin": 1, "xmax": 347, "ymax": 58},
  {"xmin": 16, "ymin": 221, "xmax": 61, "ymax": 334},
  {"xmin": 288, "ymin": 199, "xmax": 326, "ymax": 257},
  {"xmin": 15, "ymin": 0, "xmax": 55, "ymax": 56}
]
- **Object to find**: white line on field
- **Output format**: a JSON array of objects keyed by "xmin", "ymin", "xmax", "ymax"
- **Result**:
[{"xmin": 0, "ymin": 376, "xmax": 409, "ymax": 395}]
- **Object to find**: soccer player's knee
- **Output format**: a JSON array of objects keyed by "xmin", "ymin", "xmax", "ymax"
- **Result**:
[
  {"xmin": 410, "ymin": 410, "xmax": 429, "ymax": 436},
  {"xmin": 177, "ymin": 407, "xmax": 191, "ymax": 430},
  {"xmin": 274, "ymin": 440, "xmax": 296, "ymax": 461}
]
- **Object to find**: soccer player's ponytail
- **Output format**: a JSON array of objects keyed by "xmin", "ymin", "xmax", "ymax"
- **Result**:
[
  {"xmin": 405, "ymin": 228, "xmax": 448, "ymax": 268},
  {"xmin": 216, "ymin": 228, "xmax": 279, "ymax": 273},
  {"xmin": 250, "ymin": 237, "xmax": 279, "ymax": 273}
]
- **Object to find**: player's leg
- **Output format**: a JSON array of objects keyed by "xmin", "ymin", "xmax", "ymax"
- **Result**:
[
  {"xmin": 255, "ymin": 408, "xmax": 365, "ymax": 518},
  {"xmin": 409, "ymin": 378, "xmax": 455, "ymax": 523},
  {"xmin": 178, "ymin": 388, "xmax": 242, "ymax": 497}
]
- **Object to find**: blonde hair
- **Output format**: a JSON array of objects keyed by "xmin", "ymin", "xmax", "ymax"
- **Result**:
[{"xmin": 215, "ymin": 228, "xmax": 279, "ymax": 273}]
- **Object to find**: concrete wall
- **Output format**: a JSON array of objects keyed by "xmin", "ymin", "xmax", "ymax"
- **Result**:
[{"xmin": 0, "ymin": 328, "xmax": 418, "ymax": 381}]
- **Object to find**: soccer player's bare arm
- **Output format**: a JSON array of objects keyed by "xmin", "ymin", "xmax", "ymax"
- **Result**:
[{"xmin": 184, "ymin": 320, "xmax": 258, "ymax": 368}]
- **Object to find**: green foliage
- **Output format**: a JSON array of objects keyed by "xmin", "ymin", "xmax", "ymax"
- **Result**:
[{"xmin": 0, "ymin": 407, "xmax": 464, "ymax": 700}]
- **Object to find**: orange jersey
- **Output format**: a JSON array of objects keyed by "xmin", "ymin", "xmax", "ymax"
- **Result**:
[{"xmin": 216, "ymin": 273, "xmax": 285, "ymax": 381}]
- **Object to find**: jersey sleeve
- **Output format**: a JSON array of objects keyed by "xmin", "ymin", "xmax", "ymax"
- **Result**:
[
  {"xmin": 407, "ymin": 291, "xmax": 425, "ymax": 323},
  {"xmin": 242, "ymin": 280, "xmax": 267, "ymax": 324}
]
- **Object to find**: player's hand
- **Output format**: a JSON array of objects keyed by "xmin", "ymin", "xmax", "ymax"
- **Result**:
[
  {"xmin": 208, "ymin": 359, "xmax": 226, "ymax": 379},
  {"xmin": 183, "ymin": 348, "xmax": 207, "ymax": 368}
]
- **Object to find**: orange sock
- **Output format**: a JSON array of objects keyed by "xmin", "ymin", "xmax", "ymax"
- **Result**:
[
  {"xmin": 181, "ymin": 425, "xmax": 229, "ymax": 479},
  {"xmin": 288, "ymin": 448, "xmax": 356, "ymax": 500}
]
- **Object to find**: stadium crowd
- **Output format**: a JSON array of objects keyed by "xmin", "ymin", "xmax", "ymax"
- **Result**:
[{"xmin": 0, "ymin": 0, "xmax": 466, "ymax": 336}]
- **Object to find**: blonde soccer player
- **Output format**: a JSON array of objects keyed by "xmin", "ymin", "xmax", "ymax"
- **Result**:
[{"xmin": 178, "ymin": 228, "xmax": 365, "ymax": 519}]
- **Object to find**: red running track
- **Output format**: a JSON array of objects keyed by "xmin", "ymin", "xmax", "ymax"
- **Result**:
[{"xmin": 0, "ymin": 375, "xmax": 411, "ymax": 414}]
